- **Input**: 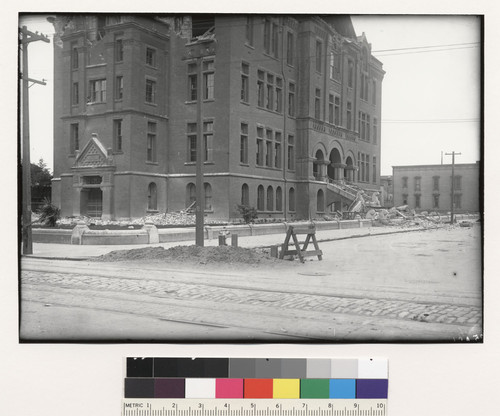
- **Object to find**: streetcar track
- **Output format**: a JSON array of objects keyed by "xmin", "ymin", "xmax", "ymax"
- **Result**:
[{"xmin": 21, "ymin": 267, "xmax": 480, "ymax": 309}]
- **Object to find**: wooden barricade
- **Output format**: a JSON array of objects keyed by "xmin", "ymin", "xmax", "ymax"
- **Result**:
[{"xmin": 279, "ymin": 222, "xmax": 323, "ymax": 263}]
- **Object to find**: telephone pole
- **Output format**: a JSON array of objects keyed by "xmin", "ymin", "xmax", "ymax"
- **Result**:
[
  {"xmin": 183, "ymin": 37, "xmax": 216, "ymax": 246},
  {"xmin": 19, "ymin": 26, "xmax": 49, "ymax": 255},
  {"xmin": 445, "ymin": 151, "xmax": 461, "ymax": 224}
]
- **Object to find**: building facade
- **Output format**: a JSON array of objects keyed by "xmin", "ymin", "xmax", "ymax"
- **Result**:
[
  {"xmin": 392, "ymin": 163, "xmax": 481, "ymax": 213},
  {"xmin": 51, "ymin": 15, "xmax": 384, "ymax": 221}
]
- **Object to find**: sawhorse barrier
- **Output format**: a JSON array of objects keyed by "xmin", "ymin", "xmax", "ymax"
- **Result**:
[{"xmin": 279, "ymin": 222, "xmax": 323, "ymax": 263}]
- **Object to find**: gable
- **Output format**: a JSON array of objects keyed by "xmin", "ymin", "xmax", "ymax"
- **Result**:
[{"xmin": 74, "ymin": 134, "xmax": 113, "ymax": 168}]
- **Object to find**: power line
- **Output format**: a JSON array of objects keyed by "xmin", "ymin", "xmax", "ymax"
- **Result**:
[
  {"xmin": 382, "ymin": 118, "xmax": 479, "ymax": 124},
  {"xmin": 372, "ymin": 42, "xmax": 479, "ymax": 53}
]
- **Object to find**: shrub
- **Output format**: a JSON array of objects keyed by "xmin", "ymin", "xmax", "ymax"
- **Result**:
[
  {"xmin": 38, "ymin": 198, "xmax": 61, "ymax": 227},
  {"xmin": 236, "ymin": 204, "xmax": 258, "ymax": 224}
]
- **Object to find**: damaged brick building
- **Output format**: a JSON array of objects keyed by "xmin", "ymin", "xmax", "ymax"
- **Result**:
[{"xmin": 50, "ymin": 14, "xmax": 384, "ymax": 221}]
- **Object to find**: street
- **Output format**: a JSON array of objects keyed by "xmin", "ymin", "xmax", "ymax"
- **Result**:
[{"xmin": 20, "ymin": 225, "xmax": 482, "ymax": 342}]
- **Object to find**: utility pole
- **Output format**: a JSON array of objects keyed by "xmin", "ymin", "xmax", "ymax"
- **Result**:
[
  {"xmin": 19, "ymin": 26, "xmax": 49, "ymax": 255},
  {"xmin": 183, "ymin": 38, "xmax": 216, "ymax": 246},
  {"xmin": 445, "ymin": 151, "xmax": 461, "ymax": 224}
]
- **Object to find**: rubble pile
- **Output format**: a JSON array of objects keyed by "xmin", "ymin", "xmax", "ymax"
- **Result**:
[
  {"xmin": 92, "ymin": 244, "xmax": 279, "ymax": 266},
  {"xmin": 54, "ymin": 211, "xmax": 224, "ymax": 228}
]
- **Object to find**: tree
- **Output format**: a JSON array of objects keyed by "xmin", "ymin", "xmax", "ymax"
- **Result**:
[{"xmin": 30, "ymin": 158, "xmax": 52, "ymax": 187}]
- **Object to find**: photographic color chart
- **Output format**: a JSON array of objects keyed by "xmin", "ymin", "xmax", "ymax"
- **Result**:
[{"xmin": 124, "ymin": 357, "xmax": 388, "ymax": 400}]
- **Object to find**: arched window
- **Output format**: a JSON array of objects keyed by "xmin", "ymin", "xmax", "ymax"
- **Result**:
[
  {"xmin": 241, "ymin": 183, "xmax": 249, "ymax": 206},
  {"xmin": 276, "ymin": 186, "xmax": 283, "ymax": 211},
  {"xmin": 204, "ymin": 183, "xmax": 212, "ymax": 210},
  {"xmin": 289, "ymin": 187, "xmax": 296, "ymax": 212},
  {"xmin": 257, "ymin": 185, "xmax": 265, "ymax": 211},
  {"xmin": 266, "ymin": 186, "xmax": 274, "ymax": 211},
  {"xmin": 147, "ymin": 182, "xmax": 157, "ymax": 211},
  {"xmin": 186, "ymin": 183, "xmax": 196, "ymax": 208},
  {"xmin": 317, "ymin": 189, "xmax": 324, "ymax": 212}
]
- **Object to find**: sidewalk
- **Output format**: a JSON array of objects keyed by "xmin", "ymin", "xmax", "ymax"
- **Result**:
[{"xmin": 25, "ymin": 224, "xmax": 431, "ymax": 260}]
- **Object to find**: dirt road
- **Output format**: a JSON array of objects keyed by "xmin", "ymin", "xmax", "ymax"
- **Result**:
[{"xmin": 20, "ymin": 225, "xmax": 482, "ymax": 342}]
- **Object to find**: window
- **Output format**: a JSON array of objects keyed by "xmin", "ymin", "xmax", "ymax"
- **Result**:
[
  {"xmin": 115, "ymin": 76, "xmax": 123, "ymax": 100},
  {"xmin": 241, "ymin": 62, "xmax": 249, "ymax": 103},
  {"xmin": 415, "ymin": 177, "xmax": 421, "ymax": 192},
  {"xmin": 187, "ymin": 123, "xmax": 197, "ymax": 162},
  {"xmin": 286, "ymin": 32, "xmax": 294, "ymax": 65},
  {"xmin": 146, "ymin": 121, "xmax": 157, "ymax": 162},
  {"xmin": 188, "ymin": 63, "xmax": 197, "ymax": 101},
  {"xmin": 402, "ymin": 194, "xmax": 408, "ymax": 205},
  {"xmin": 276, "ymin": 187, "xmax": 283, "ymax": 211},
  {"xmin": 453, "ymin": 175, "xmax": 462, "ymax": 190},
  {"xmin": 241, "ymin": 183, "xmax": 249, "ymax": 206},
  {"xmin": 433, "ymin": 194, "xmax": 440, "ymax": 209},
  {"xmin": 257, "ymin": 185, "xmax": 265, "ymax": 211},
  {"xmin": 415, "ymin": 194, "xmax": 421, "ymax": 209},
  {"xmin": 275, "ymin": 77, "xmax": 283, "ymax": 113},
  {"xmin": 72, "ymin": 82, "xmax": 79, "ymax": 105},
  {"xmin": 346, "ymin": 101, "xmax": 352, "ymax": 130},
  {"xmin": 373, "ymin": 118, "xmax": 378, "ymax": 144},
  {"xmin": 204, "ymin": 183, "xmax": 212, "ymax": 210},
  {"xmin": 287, "ymin": 135, "xmax": 295, "ymax": 170},
  {"xmin": 317, "ymin": 189, "xmax": 325, "ymax": 212},
  {"xmin": 334, "ymin": 96, "xmax": 340, "ymax": 125},
  {"xmin": 266, "ymin": 74, "xmax": 274, "ymax": 110},
  {"xmin": 274, "ymin": 131, "xmax": 282, "ymax": 168},
  {"xmin": 372, "ymin": 156, "xmax": 377, "ymax": 184},
  {"xmin": 316, "ymin": 40, "xmax": 322, "ymax": 73},
  {"xmin": 289, "ymin": 187, "xmax": 296, "ymax": 211},
  {"xmin": 256, "ymin": 126, "xmax": 264, "ymax": 166},
  {"xmin": 328, "ymin": 94, "xmax": 334, "ymax": 124},
  {"xmin": 186, "ymin": 183, "xmax": 196, "ymax": 208},
  {"xmin": 89, "ymin": 79, "xmax": 106, "ymax": 103},
  {"xmin": 357, "ymin": 152, "xmax": 361, "ymax": 181},
  {"xmin": 115, "ymin": 38, "xmax": 123, "ymax": 62},
  {"xmin": 288, "ymin": 82, "xmax": 296, "ymax": 117},
  {"xmin": 372, "ymin": 79, "xmax": 377, "ymax": 105},
  {"xmin": 264, "ymin": 19, "xmax": 278, "ymax": 57},
  {"xmin": 147, "ymin": 183, "xmax": 157, "ymax": 211},
  {"xmin": 267, "ymin": 186, "xmax": 274, "ymax": 211},
  {"xmin": 70, "ymin": 123, "xmax": 79, "ymax": 153},
  {"xmin": 402, "ymin": 177, "xmax": 408, "ymax": 189},
  {"xmin": 240, "ymin": 123, "xmax": 248, "ymax": 164},
  {"xmin": 203, "ymin": 121, "xmax": 214, "ymax": 162},
  {"xmin": 433, "ymin": 176, "xmax": 440, "ymax": 191},
  {"xmin": 71, "ymin": 45, "xmax": 78, "ymax": 69},
  {"xmin": 315, "ymin": 88, "xmax": 321, "ymax": 119},
  {"xmin": 453, "ymin": 193, "xmax": 462, "ymax": 209},
  {"xmin": 265, "ymin": 129, "xmax": 273, "ymax": 167},
  {"xmin": 257, "ymin": 70, "xmax": 265, "ymax": 107},
  {"xmin": 347, "ymin": 60, "xmax": 354, "ymax": 88},
  {"xmin": 329, "ymin": 54, "xmax": 335, "ymax": 79},
  {"xmin": 203, "ymin": 60, "xmax": 215, "ymax": 100},
  {"xmin": 146, "ymin": 47, "xmax": 156, "ymax": 67},
  {"xmin": 367, "ymin": 115, "xmax": 370, "ymax": 141},
  {"xmin": 245, "ymin": 17, "xmax": 254, "ymax": 46},
  {"xmin": 360, "ymin": 73, "xmax": 368, "ymax": 101},
  {"xmin": 113, "ymin": 119, "xmax": 123, "ymax": 152},
  {"xmin": 145, "ymin": 79, "xmax": 156, "ymax": 104}
]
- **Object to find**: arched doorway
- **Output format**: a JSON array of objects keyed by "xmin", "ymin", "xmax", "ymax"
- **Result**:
[
  {"xmin": 328, "ymin": 148, "xmax": 343, "ymax": 181},
  {"xmin": 313, "ymin": 149, "xmax": 325, "ymax": 180},
  {"xmin": 344, "ymin": 155, "xmax": 355, "ymax": 182}
]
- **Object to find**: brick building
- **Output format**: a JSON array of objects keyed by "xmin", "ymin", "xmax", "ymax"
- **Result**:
[
  {"xmin": 50, "ymin": 14, "xmax": 384, "ymax": 221},
  {"xmin": 392, "ymin": 163, "xmax": 481, "ymax": 213}
]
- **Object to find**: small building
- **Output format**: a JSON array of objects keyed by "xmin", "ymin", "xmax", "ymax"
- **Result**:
[{"xmin": 392, "ymin": 162, "xmax": 480, "ymax": 213}]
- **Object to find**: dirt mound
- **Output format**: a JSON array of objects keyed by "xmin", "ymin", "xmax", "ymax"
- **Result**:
[{"xmin": 92, "ymin": 245, "xmax": 280, "ymax": 266}]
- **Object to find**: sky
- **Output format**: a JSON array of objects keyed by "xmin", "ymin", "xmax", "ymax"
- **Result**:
[{"xmin": 19, "ymin": 14, "xmax": 481, "ymax": 176}]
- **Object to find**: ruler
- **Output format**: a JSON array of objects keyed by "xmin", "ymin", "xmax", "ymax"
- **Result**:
[{"xmin": 122, "ymin": 399, "xmax": 388, "ymax": 416}]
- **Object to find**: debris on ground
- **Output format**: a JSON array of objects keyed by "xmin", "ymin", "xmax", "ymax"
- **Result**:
[{"xmin": 91, "ymin": 245, "xmax": 282, "ymax": 267}]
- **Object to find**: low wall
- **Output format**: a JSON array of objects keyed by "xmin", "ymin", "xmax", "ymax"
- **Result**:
[{"xmin": 32, "ymin": 215, "xmax": 478, "ymax": 246}]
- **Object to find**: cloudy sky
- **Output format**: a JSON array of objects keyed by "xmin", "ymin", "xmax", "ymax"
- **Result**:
[{"xmin": 19, "ymin": 14, "xmax": 481, "ymax": 175}]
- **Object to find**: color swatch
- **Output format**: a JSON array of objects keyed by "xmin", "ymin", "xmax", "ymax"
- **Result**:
[{"xmin": 125, "ymin": 358, "xmax": 388, "ymax": 399}]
